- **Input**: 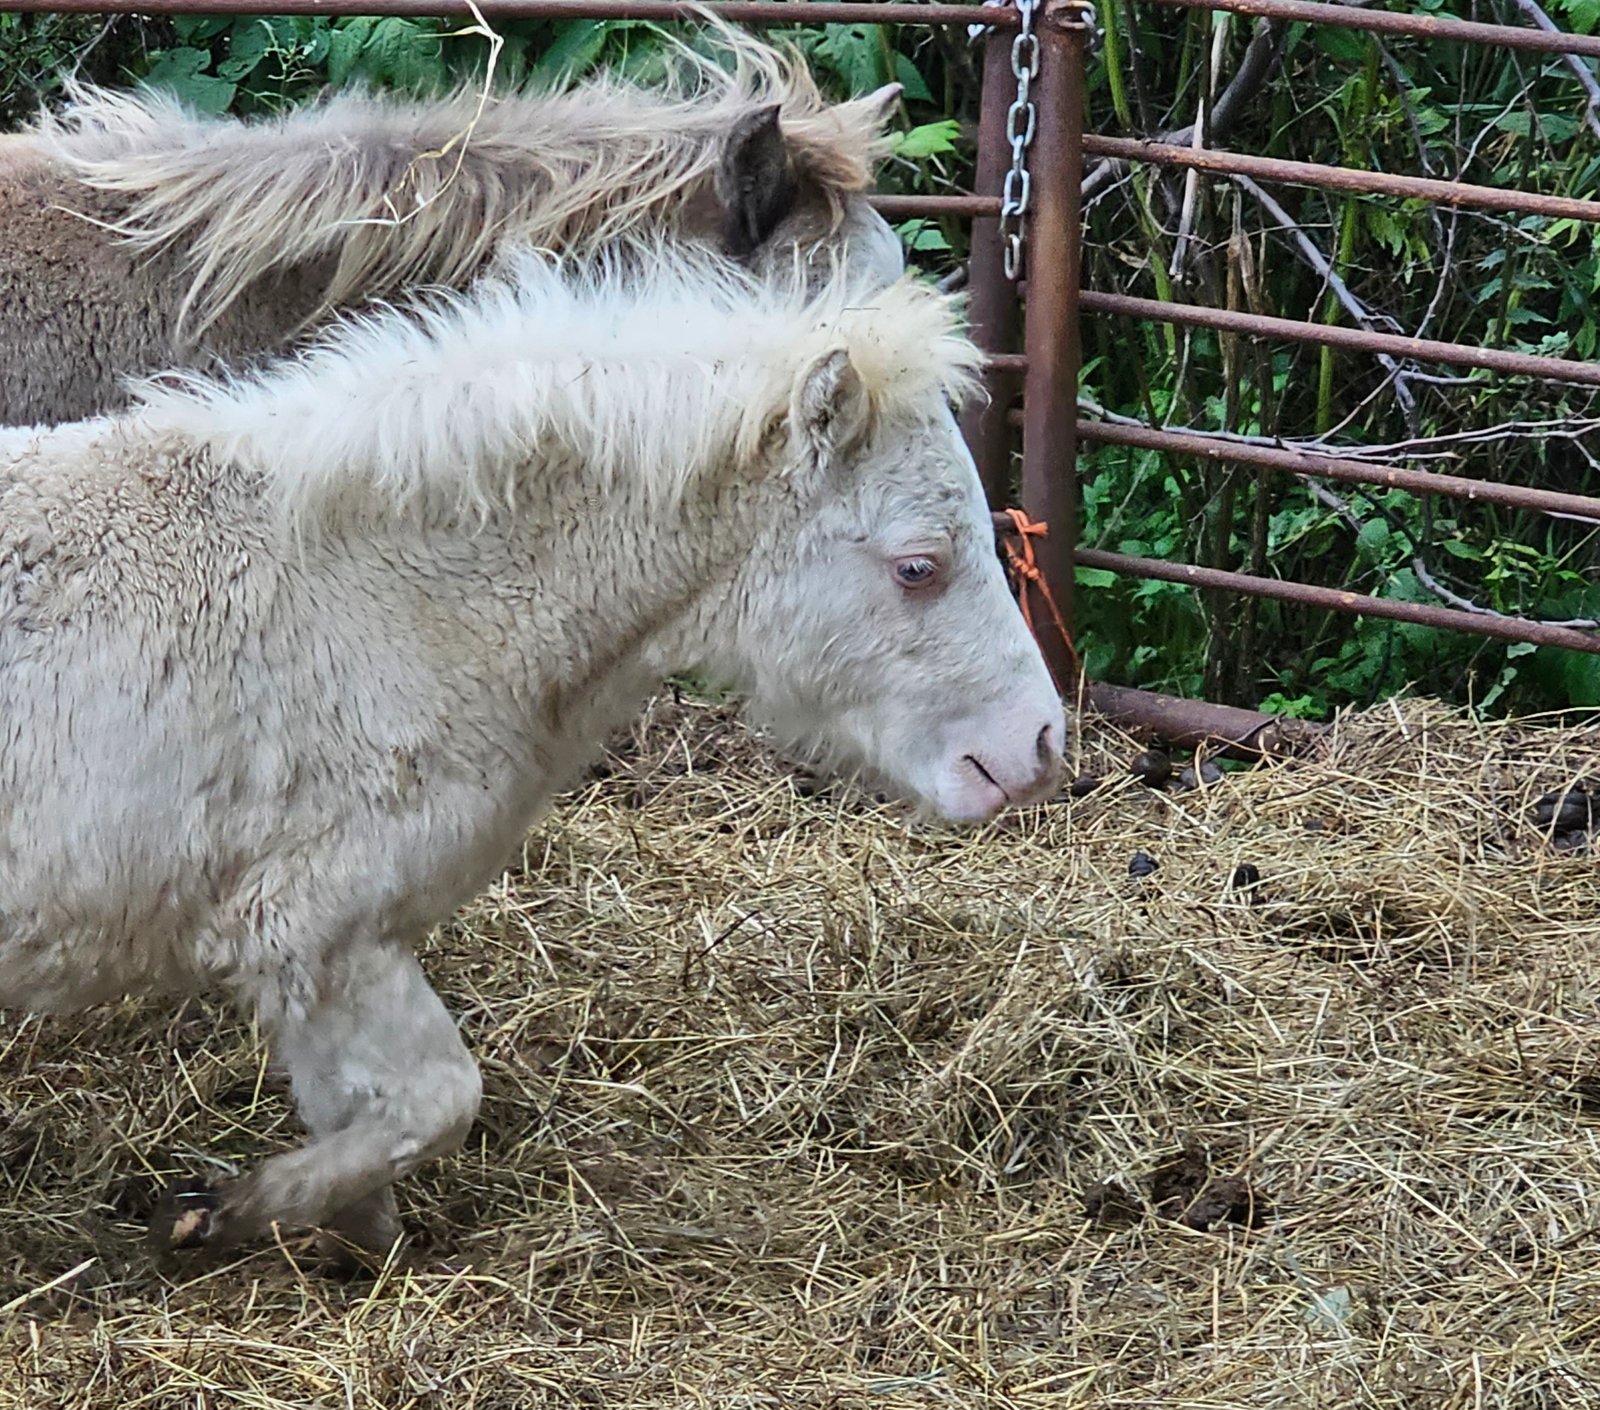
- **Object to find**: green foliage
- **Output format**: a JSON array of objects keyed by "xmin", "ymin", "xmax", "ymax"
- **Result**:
[
  {"xmin": 6, "ymin": 5, "xmax": 1598, "ymax": 720},
  {"xmin": 1072, "ymin": 0, "xmax": 1600, "ymax": 719}
]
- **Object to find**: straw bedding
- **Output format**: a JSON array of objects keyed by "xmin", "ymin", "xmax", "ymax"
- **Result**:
[{"xmin": 2, "ymin": 691, "xmax": 1598, "ymax": 1408}]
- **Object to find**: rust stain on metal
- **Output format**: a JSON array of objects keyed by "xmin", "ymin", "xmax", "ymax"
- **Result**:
[{"xmin": 1084, "ymin": 135, "xmax": 1600, "ymax": 226}]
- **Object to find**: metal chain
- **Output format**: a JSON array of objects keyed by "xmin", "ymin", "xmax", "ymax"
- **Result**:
[
  {"xmin": 998, "ymin": 0, "xmax": 1039, "ymax": 282},
  {"xmin": 995, "ymin": 0, "xmax": 1100, "ymax": 282}
]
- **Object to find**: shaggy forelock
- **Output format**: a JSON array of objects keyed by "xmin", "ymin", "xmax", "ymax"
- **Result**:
[{"xmin": 132, "ymin": 244, "xmax": 983, "ymax": 526}]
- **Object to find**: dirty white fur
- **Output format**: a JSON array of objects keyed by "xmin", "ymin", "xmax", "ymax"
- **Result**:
[
  {"xmin": 27, "ymin": 12, "xmax": 894, "ymax": 335},
  {"xmin": 0, "ymin": 245, "xmax": 1060, "ymax": 1255},
  {"xmin": 138, "ymin": 244, "xmax": 982, "ymax": 526}
]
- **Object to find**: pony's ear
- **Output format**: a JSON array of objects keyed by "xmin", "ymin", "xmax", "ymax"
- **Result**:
[
  {"xmin": 845, "ymin": 82, "xmax": 904, "ymax": 136},
  {"xmin": 716, "ymin": 103, "xmax": 799, "ymax": 256},
  {"xmin": 794, "ymin": 347, "xmax": 873, "ymax": 462}
]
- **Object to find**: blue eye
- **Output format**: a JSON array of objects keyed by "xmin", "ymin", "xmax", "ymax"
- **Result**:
[{"xmin": 894, "ymin": 557, "xmax": 938, "ymax": 588}]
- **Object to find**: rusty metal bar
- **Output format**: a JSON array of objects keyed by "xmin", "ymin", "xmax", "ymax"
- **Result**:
[
  {"xmin": 1084, "ymin": 135, "xmax": 1600, "ymax": 227},
  {"xmin": 1079, "ymin": 419, "xmax": 1600, "ymax": 522},
  {"xmin": 1017, "ymin": 5, "xmax": 1087, "ymax": 690},
  {"xmin": 1154, "ymin": 0, "xmax": 1600, "ymax": 61},
  {"xmin": 983, "ymin": 353, "xmax": 1028, "ymax": 373},
  {"xmin": 1075, "ymin": 547, "xmax": 1600, "ymax": 653},
  {"xmin": 1083, "ymin": 290, "xmax": 1600, "ymax": 387},
  {"xmin": 871, "ymin": 195, "xmax": 1000, "ymax": 218},
  {"xmin": 1083, "ymin": 682, "xmax": 1323, "ymax": 756},
  {"xmin": 0, "ymin": 0, "xmax": 1015, "ymax": 18},
  {"xmin": 959, "ymin": 28, "xmax": 1025, "ymax": 507}
]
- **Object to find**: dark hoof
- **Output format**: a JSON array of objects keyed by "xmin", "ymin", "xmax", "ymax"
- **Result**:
[{"xmin": 151, "ymin": 1180, "xmax": 222, "ymax": 1250}]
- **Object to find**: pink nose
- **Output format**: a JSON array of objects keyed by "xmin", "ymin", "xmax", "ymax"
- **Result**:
[{"xmin": 941, "ymin": 718, "xmax": 1064, "ymax": 822}]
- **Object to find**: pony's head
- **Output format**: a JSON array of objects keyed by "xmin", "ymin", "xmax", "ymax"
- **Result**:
[{"xmin": 694, "ymin": 279, "xmax": 1065, "ymax": 823}]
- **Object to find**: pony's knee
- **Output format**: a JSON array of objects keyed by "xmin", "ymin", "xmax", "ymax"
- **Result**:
[{"xmin": 406, "ymin": 1053, "xmax": 482, "ymax": 1167}]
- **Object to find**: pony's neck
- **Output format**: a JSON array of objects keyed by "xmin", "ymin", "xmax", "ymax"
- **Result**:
[{"xmin": 336, "ymin": 452, "xmax": 780, "ymax": 758}]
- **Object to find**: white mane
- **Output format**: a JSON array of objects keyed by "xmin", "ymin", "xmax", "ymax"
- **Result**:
[{"xmin": 134, "ymin": 246, "xmax": 983, "ymax": 524}]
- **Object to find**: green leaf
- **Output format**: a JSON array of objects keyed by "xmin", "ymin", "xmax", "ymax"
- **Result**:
[
  {"xmin": 892, "ymin": 51, "xmax": 933, "ymax": 104},
  {"xmin": 143, "ymin": 48, "xmax": 237, "ymax": 114},
  {"xmin": 217, "ymin": 18, "xmax": 284, "ymax": 82},
  {"xmin": 892, "ymin": 120, "xmax": 960, "ymax": 160},
  {"xmin": 532, "ymin": 18, "xmax": 610, "ymax": 85},
  {"xmin": 173, "ymin": 15, "xmax": 231, "ymax": 43},
  {"xmin": 1075, "ymin": 567, "xmax": 1120, "ymax": 589},
  {"xmin": 365, "ymin": 18, "xmax": 440, "ymax": 89},
  {"xmin": 326, "ymin": 16, "xmax": 378, "ymax": 86},
  {"xmin": 1355, "ymin": 519, "xmax": 1390, "ymax": 560},
  {"xmin": 1314, "ymin": 27, "xmax": 1367, "ymax": 62},
  {"xmin": 815, "ymin": 23, "xmax": 886, "ymax": 94},
  {"xmin": 894, "ymin": 219, "xmax": 951, "ymax": 252},
  {"xmin": 1558, "ymin": 0, "xmax": 1600, "ymax": 34}
]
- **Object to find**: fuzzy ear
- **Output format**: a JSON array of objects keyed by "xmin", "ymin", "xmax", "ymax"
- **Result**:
[
  {"xmin": 715, "ymin": 103, "xmax": 800, "ymax": 257},
  {"xmin": 850, "ymin": 81, "xmax": 904, "ymax": 134},
  {"xmin": 794, "ymin": 347, "xmax": 873, "ymax": 459}
]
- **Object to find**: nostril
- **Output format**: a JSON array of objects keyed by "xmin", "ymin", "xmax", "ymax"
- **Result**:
[
  {"xmin": 964, "ymin": 753, "xmax": 1008, "ymax": 800},
  {"xmin": 1035, "ymin": 721, "xmax": 1058, "ymax": 762}
]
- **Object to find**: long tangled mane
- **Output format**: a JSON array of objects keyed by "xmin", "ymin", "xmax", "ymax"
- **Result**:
[
  {"xmin": 26, "ymin": 11, "xmax": 893, "ymax": 336},
  {"xmin": 133, "ymin": 245, "xmax": 983, "ymax": 526}
]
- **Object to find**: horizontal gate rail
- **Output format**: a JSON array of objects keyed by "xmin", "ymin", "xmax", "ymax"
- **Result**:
[
  {"xmin": 1074, "ymin": 549, "xmax": 1600, "ymax": 655},
  {"xmin": 1083, "ymin": 290, "xmax": 1600, "ymax": 388},
  {"xmin": 1083, "ymin": 134, "xmax": 1600, "ymax": 226},
  {"xmin": 1153, "ymin": 0, "xmax": 1600, "ymax": 60},
  {"xmin": 1077, "ymin": 420, "xmax": 1600, "ymax": 523},
  {"xmin": 873, "ymin": 195, "xmax": 1000, "ymax": 219}
]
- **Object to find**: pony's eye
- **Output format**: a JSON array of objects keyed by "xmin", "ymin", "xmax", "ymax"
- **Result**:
[{"xmin": 893, "ymin": 556, "xmax": 939, "ymax": 589}]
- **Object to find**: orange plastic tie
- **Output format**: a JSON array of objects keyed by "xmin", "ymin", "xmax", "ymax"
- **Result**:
[{"xmin": 999, "ymin": 507, "xmax": 1082, "ymax": 688}]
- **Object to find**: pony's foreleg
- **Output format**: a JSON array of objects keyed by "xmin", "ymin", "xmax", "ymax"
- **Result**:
[{"xmin": 153, "ymin": 944, "xmax": 481, "ymax": 1260}]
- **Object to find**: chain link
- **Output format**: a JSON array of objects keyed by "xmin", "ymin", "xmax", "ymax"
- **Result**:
[{"xmin": 997, "ymin": 0, "xmax": 1039, "ymax": 281}]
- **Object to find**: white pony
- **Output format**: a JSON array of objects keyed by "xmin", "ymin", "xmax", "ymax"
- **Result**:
[{"xmin": 0, "ymin": 240, "xmax": 1062, "ymax": 1260}]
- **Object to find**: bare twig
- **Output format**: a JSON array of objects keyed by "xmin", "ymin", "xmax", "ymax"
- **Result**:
[
  {"xmin": 1503, "ymin": 0, "xmax": 1600, "ymax": 141},
  {"xmin": 1231, "ymin": 176, "xmax": 1398, "ymax": 336},
  {"xmin": 1412, "ymin": 555, "xmax": 1600, "ymax": 629},
  {"xmin": 1083, "ymin": 17, "xmax": 1286, "ymax": 202}
]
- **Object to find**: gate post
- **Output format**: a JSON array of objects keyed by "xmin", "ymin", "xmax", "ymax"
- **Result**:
[
  {"xmin": 1019, "ymin": 0, "xmax": 1089, "ymax": 692},
  {"xmin": 961, "ymin": 27, "xmax": 1025, "ymax": 506}
]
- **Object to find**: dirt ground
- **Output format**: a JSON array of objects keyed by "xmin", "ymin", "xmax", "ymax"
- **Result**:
[{"xmin": 2, "ymin": 691, "xmax": 1599, "ymax": 1409}]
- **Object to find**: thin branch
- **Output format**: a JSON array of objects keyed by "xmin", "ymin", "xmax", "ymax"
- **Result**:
[
  {"xmin": 1231, "ymin": 173, "xmax": 1419, "ymax": 431},
  {"xmin": 1503, "ymin": 0, "xmax": 1600, "ymax": 142},
  {"xmin": 1083, "ymin": 17, "xmax": 1286, "ymax": 202},
  {"xmin": 1411, "ymin": 555, "xmax": 1600, "ymax": 629},
  {"xmin": 1231, "ymin": 175, "xmax": 1398, "ymax": 335}
]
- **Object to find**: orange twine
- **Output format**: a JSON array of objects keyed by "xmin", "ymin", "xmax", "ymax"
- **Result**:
[{"xmin": 999, "ymin": 507, "xmax": 1083, "ymax": 691}]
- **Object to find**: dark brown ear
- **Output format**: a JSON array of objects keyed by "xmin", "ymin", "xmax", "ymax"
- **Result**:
[{"xmin": 715, "ymin": 104, "xmax": 799, "ymax": 257}]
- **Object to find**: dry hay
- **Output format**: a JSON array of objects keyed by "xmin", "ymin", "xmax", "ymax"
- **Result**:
[{"xmin": 3, "ymin": 692, "xmax": 1600, "ymax": 1408}]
